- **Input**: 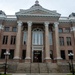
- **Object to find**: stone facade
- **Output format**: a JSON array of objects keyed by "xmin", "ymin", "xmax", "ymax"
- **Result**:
[{"xmin": 0, "ymin": 1, "xmax": 75, "ymax": 63}]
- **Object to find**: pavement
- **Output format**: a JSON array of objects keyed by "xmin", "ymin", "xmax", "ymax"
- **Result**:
[{"xmin": 11, "ymin": 73, "xmax": 68, "ymax": 75}]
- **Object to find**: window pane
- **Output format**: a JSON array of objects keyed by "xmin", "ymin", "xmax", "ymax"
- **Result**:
[
  {"xmin": 23, "ymin": 31, "xmax": 27, "ymax": 45},
  {"xmin": 65, "ymin": 28, "xmax": 70, "ymax": 33},
  {"xmin": 4, "ymin": 27, "xmax": 9, "ymax": 32},
  {"xmin": 12, "ymin": 27, "xmax": 17, "ymax": 32},
  {"xmin": 59, "ymin": 28, "xmax": 63, "ymax": 33}
]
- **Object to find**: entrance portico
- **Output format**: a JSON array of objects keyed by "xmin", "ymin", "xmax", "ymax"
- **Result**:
[{"xmin": 13, "ymin": 0, "xmax": 62, "ymax": 63}]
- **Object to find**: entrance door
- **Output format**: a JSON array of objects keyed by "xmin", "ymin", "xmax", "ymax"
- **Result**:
[{"xmin": 33, "ymin": 51, "xmax": 42, "ymax": 63}]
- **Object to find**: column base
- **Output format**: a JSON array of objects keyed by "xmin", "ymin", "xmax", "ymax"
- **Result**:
[
  {"xmin": 45, "ymin": 57, "xmax": 51, "ymax": 63},
  {"xmin": 54, "ymin": 57, "xmax": 62, "ymax": 63},
  {"xmin": 13, "ymin": 57, "xmax": 21, "ymax": 60},
  {"xmin": 25, "ymin": 57, "xmax": 31, "ymax": 63}
]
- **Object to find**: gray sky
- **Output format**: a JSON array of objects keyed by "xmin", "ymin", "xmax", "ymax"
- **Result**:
[{"xmin": 0, "ymin": 0, "xmax": 75, "ymax": 17}]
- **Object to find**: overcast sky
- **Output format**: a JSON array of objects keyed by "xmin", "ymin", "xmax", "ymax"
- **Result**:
[{"xmin": 0, "ymin": 0, "xmax": 75, "ymax": 17}]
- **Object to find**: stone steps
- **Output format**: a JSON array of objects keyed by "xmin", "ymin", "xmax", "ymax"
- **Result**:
[
  {"xmin": 39, "ymin": 63, "xmax": 48, "ymax": 73},
  {"xmin": 7, "ymin": 62, "xmax": 71, "ymax": 73},
  {"xmin": 31, "ymin": 63, "xmax": 39, "ymax": 73}
]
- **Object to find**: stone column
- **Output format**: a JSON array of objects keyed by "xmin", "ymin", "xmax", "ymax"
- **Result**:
[
  {"xmin": 0, "ymin": 24, "xmax": 4, "ymax": 57},
  {"xmin": 25, "ymin": 21, "xmax": 32, "ymax": 62},
  {"xmin": 54, "ymin": 22, "xmax": 62, "ymax": 61},
  {"xmin": 71, "ymin": 26, "xmax": 75, "ymax": 60},
  {"xmin": 14, "ymin": 21, "xmax": 22, "ymax": 59},
  {"xmin": 44, "ymin": 21, "xmax": 51, "ymax": 62}
]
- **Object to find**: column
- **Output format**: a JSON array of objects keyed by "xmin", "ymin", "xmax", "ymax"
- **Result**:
[
  {"xmin": 71, "ymin": 26, "xmax": 75, "ymax": 60},
  {"xmin": 0, "ymin": 24, "xmax": 4, "ymax": 57},
  {"xmin": 14, "ymin": 21, "xmax": 22, "ymax": 59},
  {"xmin": 44, "ymin": 21, "xmax": 51, "ymax": 62},
  {"xmin": 54, "ymin": 22, "xmax": 62, "ymax": 61},
  {"xmin": 25, "ymin": 21, "xmax": 32, "ymax": 62}
]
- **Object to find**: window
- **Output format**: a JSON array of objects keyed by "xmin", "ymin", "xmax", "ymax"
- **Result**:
[
  {"xmin": 60, "ymin": 50, "xmax": 65, "ymax": 59},
  {"xmin": 1, "ymin": 49, "xmax": 6, "ymax": 59},
  {"xmin": 12, "ymin": 27, "xmax": 17, "ymax": 32},
  {"xmin": 23, "ymin": 31, "xmax": 27, "ymax": 45},
  {"xmin": 10, "ymin": 36, "xmax": 16, "ymax": 45},
  {"xmin": 2, "ymin": 36, "xmax": 8, "ymax": 44},
  {"xmin": 50, "ymin": 50, "xmax": 53, "ymax": 59},
  {"xmin": 22, "ymin": 50, "xmax": 26, "ymax": 59},
  {"xmin": 32, "ymin": 28, "xmax": 43, "ymax": 45},
  {"xmin": 64, "ymin": 28, "xmax": 70, "ymax": 33},
  {"xmin": 68, "ymin": 50, "xmax": 73, "ymax": 59},
  {"xmin": 66, "ymin": 37, "xmax": 71, "ymax": 46},
  {"xmin": 59, "ymin": 28, "xmax": 63, "ymax": 33},
  {"xmin": 49, "ymin": 32, "xmax": 53, "ymax": 45},
  {"xmin": 9, "ymin": 49, "xmax": 14, "ymax": 59},
  {"xmin": 59, "ymin": 37, "xmax": 64, "ymax": 46},
  {"xmin": 4, "ymin": 27, "xmax": 9, "ymax": 32}
]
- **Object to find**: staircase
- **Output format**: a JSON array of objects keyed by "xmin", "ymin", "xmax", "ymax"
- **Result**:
[{"xmin": 7, "ymin": 62, "xmax": 70, "ymax": 73}]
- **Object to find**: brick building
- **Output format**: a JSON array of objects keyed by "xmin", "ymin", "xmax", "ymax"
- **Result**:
[{"xmin": 0, "ymin": 0, "xmax": 75, "ymax": 63}]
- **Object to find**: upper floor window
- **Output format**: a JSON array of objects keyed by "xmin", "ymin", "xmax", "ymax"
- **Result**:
[
  {"xmin": 32, "ymin": 28, "xmax": 43, "ymax": 45},
  {"xmin": 10, "ymin": 36, "xmax": 16, "ymax": 45},
  {"xmin": 23, "ymin": 31, "xmax": 27, "ymax": 45},
  {"xmin": 2, "ymin": 35, "xmax": 8, "ymax": 44},
  {"xmin": 59, "ymin": 37, "xmax": 64, "ymax": 46},
  {"xmin": 49, "ymin": 32, "xmax": 53, "ymax": 45},
  {"xmin": 4, "ymin": 27, "xmax": 9, "ymax": 32},
  {"xmin": 66, "ymin": 37, "xmax": 72, "ymax": 46},
  {"xmin": 64, "ymin": 28, "xmax": 70, "ymax": 33},
  {"xmin": 59, "ymin": 28, "xmax": 63, "ymax": 33},
  {"xmin": 12, "ymin": 27, "xmax": 17, "ymax": 32}
]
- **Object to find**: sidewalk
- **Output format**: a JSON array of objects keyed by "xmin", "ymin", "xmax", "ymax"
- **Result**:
[{"xmin": 12, "ymin": 73, "xmax": 68, "ymax": 75}]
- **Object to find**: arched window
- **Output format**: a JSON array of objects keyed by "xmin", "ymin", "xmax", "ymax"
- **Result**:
[{"xmin": 32, "ymin": 28, "xmax": 43, "ymax": 45}]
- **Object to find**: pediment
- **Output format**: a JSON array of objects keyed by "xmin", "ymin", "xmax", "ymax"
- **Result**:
[{"xmin": 16, "ymin": 3, "xmax": 61, "ymax": 17}]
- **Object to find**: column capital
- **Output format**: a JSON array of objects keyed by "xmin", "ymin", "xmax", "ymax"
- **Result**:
[
  {"xmin": 71, "ymin": 27, "xmax": 75, "ymax": 31},
  {"xmin": 17, "ymin": 21, "xmax": 22, "ymax": 26},
  {"xmin": 44, "ymin": 21, "xmax": 49, "ymax": 26},
  {"xmin": 27, "ymin": 21, "xmax": 32, "ymax": 26},
  {"xmin": 0, "ymin": 24, "xmax": 4, "ymax": 30},
  {"xmin": 54, "ymin": 22, "xmax": 59, "ymax": 27}
]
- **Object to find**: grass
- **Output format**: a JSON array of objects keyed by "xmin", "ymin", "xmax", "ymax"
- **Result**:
[
  {"xmin": 0, "ymin": 74, "xmax": 12, "ymax": 75},
  {"xmin": 67, "ymin": 73, "xmax": 75, "ymax": 75}
]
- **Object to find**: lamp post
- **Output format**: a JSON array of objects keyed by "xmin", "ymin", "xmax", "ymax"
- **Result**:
[
  {"xmin": 4, "ymin": 51, "xmax": 10, "ymax": 74},
  {"xmin": 68, "ymin": 52, "xmax": 74, "ymax": 75}
]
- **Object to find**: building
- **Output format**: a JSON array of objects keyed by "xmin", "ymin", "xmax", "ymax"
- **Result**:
[{"xmin": 0, "ymin": 0, "xmax": 75, "ymax": 63}]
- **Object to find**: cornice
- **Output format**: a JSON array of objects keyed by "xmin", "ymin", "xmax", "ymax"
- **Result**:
[{"xmin": 16, "ymin": 14, "xmax": 60, "ymax": 17}]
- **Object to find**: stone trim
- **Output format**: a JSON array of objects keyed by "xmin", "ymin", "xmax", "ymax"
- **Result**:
[
  {"xmin": 27, "ymin": 21, "xmax": 32, "ymax": 26},
  {"xmin": 0, "ymin": 24, "xmax": 4, "ymax": 30},
  {"xmin": 17, "ymin": 21, "xmax": 22, "ymax": 26},
  {"xmin": 71, "ymin": 27, "xmax": 75, "ymax": 31},
  {"xmin": 44, "ymin": 21, "xmax": 49, "ymax": 26},
  {"xmin": 54, "ymin": 22, "xmax": 59, "ymax": 27}
]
